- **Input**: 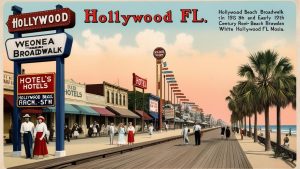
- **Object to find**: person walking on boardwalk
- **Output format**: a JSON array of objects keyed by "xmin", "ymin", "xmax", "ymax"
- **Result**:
[
  {"xmin": 182, "ymin": 124, "xmax": 189, "ymax": 144},
  {"xmin": 165, "ymin": 122, "xmax": 169, "ymax": 132},
  {"xmin": 20, "ymin": 114, "xmax": 35, "ymax": 159},
  {"xmin": 193, "ymin": 122, "xmax": 201, "ymax": 145},
  {"xmin": 283, "ymin": 134, "xmax": 289, "ymax": 148},
  {"xmin": 226, "ymin": 126, "xmax": 231, "ymax": 140},
  {"xmin": 221, "ymin": 126, "xmax": 225, "ymax": 139},
  {"xmin": 127, "ymin": 122, "xmax": 135, "ymax": 145},
  {"xmin": 118, "ymin": 123, "xmax": 126, "ymax": 146},
  {"xmin": 33, "ymin": 116, "xmax": 48, "ymax": 158},
  {"xmin": 109, "ymin": 123, "xmax": 115, "ymax": 145},
  {"xmin": 64, "ymin": 125, "xmax": 71, "ymax": 142},
  {"xmin": 240, "ymin": 127, "xmax": 244, "ymax": 140},
  {"xmin": 149, "ymin": 123, "xmax": 154, "ymax": 137},
  {"xmin": 73, "ymin": 123, "xmax": 80, "ymax": 139}
]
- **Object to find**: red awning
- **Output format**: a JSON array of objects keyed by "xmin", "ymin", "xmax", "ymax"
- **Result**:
[
  {"xmin": 4, "ymin": 94, "xmax": 42, "ymax": 114},
  {"xmin": 91, "ymin": 107, "xmax": 115, "ymax": 117},
  {"xmin": 4, "ymin": 94, "xmax": 14, "ymax": 107},
  {"xmin": 21, "ymin": 108, "xmax": 43, "ymax": 114},
  {"xmin": 135, "ymin": 110, "xmax": 153, "ymax": 120}
]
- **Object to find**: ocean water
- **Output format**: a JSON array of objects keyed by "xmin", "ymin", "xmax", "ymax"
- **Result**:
[{"xmin": 245, "ymin": 125, "xmax": 296, "ymax": 135}]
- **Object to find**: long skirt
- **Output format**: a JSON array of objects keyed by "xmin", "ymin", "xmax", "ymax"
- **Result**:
[
  {"xmin": 73, "ymin": 131, "xmax": 79, "ymax": 137},
  {"xmin": 128, "ymin": 131, "xmax": 134, "ymax": 143},
  {"xmin": 33, "ymin": 132, "xmax": 48, "ymax": 156},
  {"xmin": 118, "ymin": 133, "xmax": 126, "ymax": 145}
]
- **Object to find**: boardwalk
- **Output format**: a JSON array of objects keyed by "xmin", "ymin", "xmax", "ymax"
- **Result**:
[{"xmin": 65, "ymin": 129, "xmax": 252, "ymax": 169}]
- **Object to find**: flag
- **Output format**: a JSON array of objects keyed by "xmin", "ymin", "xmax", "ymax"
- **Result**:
[
  {"xmin": 165, "ymin": 74, "xmax": 174, "ymax": 77},
  {"xmin": 167, "ymin": 80, "xmax": 177, "ymax": 83},
  {"xmin": 162, "ymin": 67, "xmax": 168, "ymax": 70},
  {"xmin": 162, "ymin": 70, "xmax": 173, "ymax": 74},
  {"xmin": 166, "ymin": 77, "xmax": 175, "ymax": 81},
  {"xmin": 173, "ymin": 89, "xmax": 181, "ymax": 92},
  {"xmin": 163, "ymin": 61, "xmax": 167, "ymax": 67}
]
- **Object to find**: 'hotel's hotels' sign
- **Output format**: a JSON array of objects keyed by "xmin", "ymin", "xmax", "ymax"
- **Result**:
[
  {"xmin": 6, "ymin": 8, "xmax": 75, "ymax": 34},
  {"xmin": 17, "ymin": 73, "xmax": 55, "ymax": 107},
  {"xmin": 5, "ymin": 33, "xmax": 72, "ymax": 61}
]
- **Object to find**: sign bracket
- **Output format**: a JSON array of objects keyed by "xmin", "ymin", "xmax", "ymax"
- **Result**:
[{"xmin": 10, "ymin": 4, "xmax": 70, "ymax": 157}]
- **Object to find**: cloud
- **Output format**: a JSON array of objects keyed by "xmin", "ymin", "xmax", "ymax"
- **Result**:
[
  {"xmin": 261, "ymin": 39, "xmax": 287, "ymax": 50},
  {"xmin": 136, "ymin": 29, "xmax": 166, "ymax": 49},
  {"xmin": 229, "ymin": 35, "xmax": 247, "ymax": 53},
  {"xmin": 72, "ymin": 29, "xmax": 200, "ymax": 59}
]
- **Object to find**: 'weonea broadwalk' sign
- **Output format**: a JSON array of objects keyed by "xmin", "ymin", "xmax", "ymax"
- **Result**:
[
  {"xmin": 6, "ymin": 8, "xmax": 75, "ymax": 33},
  {"xmin": 5, "ymin": 33, "xmax": 72, "ymax": 61}
]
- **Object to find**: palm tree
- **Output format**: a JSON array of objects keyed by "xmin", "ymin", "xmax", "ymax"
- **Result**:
[
  {"xmin": 226, "ymin": 86, "xmax": 247, "ymax": 135},
  {"xmin": 236, "ymin": 80, "xmax": 261, "ymax": 142},
  {"xmin": 272, "ymin": 57, "xmax": 295, "ymax": 145},
  {"xmin": 238, "ymin": 50, "xmax": 285, "ymax": 151}
]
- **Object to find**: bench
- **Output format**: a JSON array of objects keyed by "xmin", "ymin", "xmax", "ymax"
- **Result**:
[
  {"xmin": 257, "ymin": 135, "xmax": 296, "ymax": 162},
  {"xmin": 274, "ymin": 145, "xmax": 296, "ymax": 162}
]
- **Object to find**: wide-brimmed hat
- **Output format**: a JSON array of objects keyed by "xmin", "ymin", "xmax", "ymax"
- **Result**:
[
  {"xmin": 37, "ymin": 116, "xmax": 45, "ymax": 121},
  {"xmin": 23, "ymin": 114, "xmax": 31, "ymax": 118}
]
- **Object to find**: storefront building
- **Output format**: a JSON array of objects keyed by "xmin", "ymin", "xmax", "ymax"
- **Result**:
[
  {"xmin": 3, "ymin": 73, "xmax": 146, "ymax": 140},
  {"xmin": 3, "ymin": 72, "xmax": 115, "ymax": 140},
  {"xmin": 86, "ymin": 81, "xmax": 140, "ymax": 129}
]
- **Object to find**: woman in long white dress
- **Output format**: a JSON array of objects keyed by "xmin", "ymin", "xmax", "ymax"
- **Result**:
[
  {"xmin": 73, "ymin": 124, "xmax": 79, "ymax": 138},
  {"xmin": 182, "ymin": 124, "xmax": 189, "ymax": 144},
  {"xmin": 149, "ymin": 123, "xmax": 154, "ymax": 138},
  {"xmin": 118, "ymin": 123, "xmax": 126, "ymax": 146}
]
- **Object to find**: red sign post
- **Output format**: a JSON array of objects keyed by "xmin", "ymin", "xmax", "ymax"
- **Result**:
[
  {"xmin": 132, "ymin": 73, "xmax": 147, "ymax": 132},
  {"xmin": 133, "ymin": 73, "xmax": 147, "ymax": 89}
]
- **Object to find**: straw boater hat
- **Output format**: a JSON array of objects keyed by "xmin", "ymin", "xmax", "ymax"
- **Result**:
[
  {"xmin": 23, "ymin": 114, "xmax": 31, "ymax": 118},
  {"xmin": 37, "ymin": 116, "xmax": 45, "ymax": 121}
]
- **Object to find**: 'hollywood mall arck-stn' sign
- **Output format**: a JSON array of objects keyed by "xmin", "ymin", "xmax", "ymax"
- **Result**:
[{"xmin": 5, "ymin": 5, "xmax": 75, "ymax": 157}]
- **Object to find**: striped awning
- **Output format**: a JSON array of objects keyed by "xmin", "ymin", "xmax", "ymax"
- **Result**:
[
  {"xmin": 107, "ymin": 106, "xmax": 140, "ymax": 118},
  {"xmin": 43, "ymin": 104, "xmax": 81, "ymax": 114},
  {"xmin": 135, "ymin": 110, "xmax": 153, "ymax": 120},
  {"xmin": 72, "ymin": 105, "xmax": 99, "ymax": 116},
  {"xmin": 91, "ymin": 106, "xmax": 115, "ymax": 117}
]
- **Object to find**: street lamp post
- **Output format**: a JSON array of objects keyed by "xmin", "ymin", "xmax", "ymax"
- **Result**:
[{"xmin": 153, "ymin": 47, "xmax": 166, "ymax": 131}]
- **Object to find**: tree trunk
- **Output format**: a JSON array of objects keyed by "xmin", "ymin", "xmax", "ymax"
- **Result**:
[
  {"xmin": 276, "ymin": 105, "xmax": 281, "ymax": 145},
  {"xmin": 265, "ymin": 105, "xmax": 272, "ymax": 151},
  {"xmin": 249, "ymin": 115, "xmax": 252, "ymax": 137},
  {"xmin": 244, "ymin": 116, "xmax": 247, "ymax": 135},
  {"xmin": 254, "ymin": 112, "xmax": 258, "ymax": 142}
]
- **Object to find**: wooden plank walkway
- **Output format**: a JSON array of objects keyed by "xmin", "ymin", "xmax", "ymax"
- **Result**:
[{"xmin": 65, "ymin": 129, "xmax": 252, "ymax": 169}]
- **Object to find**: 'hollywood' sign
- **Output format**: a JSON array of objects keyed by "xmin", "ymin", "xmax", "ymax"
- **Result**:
[{"xmin": 6, "ymin": 8, "xmax": 75, "ymax": 33}]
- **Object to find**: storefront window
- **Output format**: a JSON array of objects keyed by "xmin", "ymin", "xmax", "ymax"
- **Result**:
[
  {"xmin": 107, "ymin": 91, "xmax": 110, "ymax": 103},
  {"xmin": 116, "ymin": 93, "xmax": 118, "ymax": 105},
  {"xmin": 123, "ymin": 95, "xmax": 126, "ymax": 106},
  {"xmin": 112, "ymin": 92, "xmax": 114, "ymax": 104}
]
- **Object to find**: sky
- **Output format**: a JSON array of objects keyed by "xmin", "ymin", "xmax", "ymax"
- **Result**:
[{"xmin": 2, "ymin": 1, "xmax": 296, "ymax": 125}]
